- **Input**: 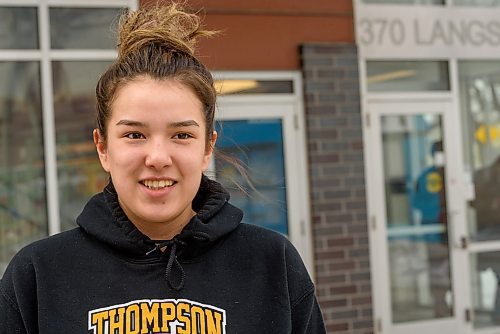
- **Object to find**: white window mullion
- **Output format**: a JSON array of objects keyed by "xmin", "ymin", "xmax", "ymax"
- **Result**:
[
  {"xmin": 39, "ymin": 1, "xmax": 60, "ymax": 235},
  {"xmin": 50, "ymin": 50, "xmax": 118, "ymax": 61},
  {"xmin": 47, "ymin": 0, "xmax": 131, "ymax": 7},
  {"xmin": 0, "ymin": 0, "xmax": 38, "ymax": 6},
  {"xmin": 0, "ymin": 0, "xmax": 135, "ymax": 5},
  {"xmin": 0, "ymin": 51, "xmax": 41, "ymax": 61},
  {"xmin": 129, "ymin": 0, "xmax": 138, "ymax": 10}
]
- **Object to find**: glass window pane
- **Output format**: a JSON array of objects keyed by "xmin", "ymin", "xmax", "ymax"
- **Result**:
[
  {"xmin": 362, "ymin": 0, "xmax": 444, "ymax": 3},
  {"xmin": 458, "ymin": 61, "xmax": 500, "ymax": 242},
  {"xmin": 53, "ymin": 61, "xmax": 111, "ymax": 230},
  {"xmin": 0, "ymin": 7, "xmax": 38, "ymax": 49},
  {"xmin": 0, "ymin": 61, "xmax": 46, "ymax": 273},
  {"xmin": 367, "ymin": 61, "xmax": 450, "ymax": 92},
  {"xmin": 215, "ymin": 80, "xmax": 293, "ymax": 95},
  {"xmin": 214, "ymin": 119, "xmax": 288, "ymax": 235},
  {"xmin": 470, "ymin": 252, "xmax": 500, "ymax": 328},
  {"xmin": 50, "ymin": 8, "xmax": 123, "ymax": 49},
  {"xmin": 382, "ymin": 114, "xmax": 453, "ymax": 322},
  {"xmin": 455, "ymin": 0, "xmax": 500, "ymax": 6}
]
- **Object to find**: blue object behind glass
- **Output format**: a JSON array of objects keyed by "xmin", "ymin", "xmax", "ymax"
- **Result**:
[{"xmin": 215, "ymin": 119, "xmax": 288, "ymax": 235}]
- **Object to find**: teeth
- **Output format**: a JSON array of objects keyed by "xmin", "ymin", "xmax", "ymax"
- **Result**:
[{"xmin": 143, "ymin": 179, "xmax": 174, "ymax": 190}]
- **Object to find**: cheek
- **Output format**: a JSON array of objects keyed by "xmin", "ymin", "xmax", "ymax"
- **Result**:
[
  {"xmin": 108, "ymin": 147, "xmax": 139, "ymax": 169},
  {"xmin": 180, "ymin": 147, "xmax": 211, "ymax": 171}
]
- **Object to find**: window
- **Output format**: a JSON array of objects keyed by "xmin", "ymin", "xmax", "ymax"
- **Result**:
[
  {"xmin": 53, "ymin": 60, "xmax": 113, "ymax": 230},
  {"xmin": 0, "ymin": 7, "xmax": 38, "ymax": 49},
  {"xmin": 454, "ymin": 0, "xmax": 500, "ymax": 6},
  {"xmin": 0, "ymin": 0, "xmax": 137, "ymax": 273},
  {"xmin": 0, "ymin": 61, "xmax": 45, "ymax": 273},
  {"xmin": 366, "ymin": 60, "xmax": 450, "ymax": 92}
]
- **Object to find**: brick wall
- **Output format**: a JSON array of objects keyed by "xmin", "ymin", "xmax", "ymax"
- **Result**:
[{"xmin": 301, "ymin": 43, "xmax": 373, "ymax": 334}]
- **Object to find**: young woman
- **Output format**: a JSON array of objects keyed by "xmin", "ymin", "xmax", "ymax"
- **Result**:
[{"xmin": 0, "ymin": 4, "xmax": 326, "ymax": 333}]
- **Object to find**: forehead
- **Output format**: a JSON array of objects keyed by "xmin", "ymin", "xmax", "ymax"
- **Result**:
[{"xmin": 110, "ymin": 77, "xmax": 205, "ymax": 122}]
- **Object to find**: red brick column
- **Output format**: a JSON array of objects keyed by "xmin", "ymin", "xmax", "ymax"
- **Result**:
[{"xmin": 301, "ymin": 43, "xmax": 373, "ymax": 334}]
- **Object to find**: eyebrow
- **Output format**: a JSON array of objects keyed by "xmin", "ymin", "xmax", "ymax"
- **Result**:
[
  {"xmin": 169, "ymin": 120, "xmax": 200, "ymax": 128},
  {"xmin": 115, "ymin": 119, "xmax": 200, "ymax": 128},
  {"xmin": 116, "ymin": 119, "xmax": 146, "ymax": 127}
]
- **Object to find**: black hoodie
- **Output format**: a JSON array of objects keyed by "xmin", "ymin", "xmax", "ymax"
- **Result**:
[{"xmin": 0, "ymin": 176, "xmax": 326, "ymax": 333}]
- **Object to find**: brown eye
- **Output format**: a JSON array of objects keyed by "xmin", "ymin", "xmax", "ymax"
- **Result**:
[
  {"xmin": 126, "ymin": 132, "xmax": 145, "ymax": 139},
  {"xmin": 174, "ymin": 133, "xmax": 192, "ymax": 140}
]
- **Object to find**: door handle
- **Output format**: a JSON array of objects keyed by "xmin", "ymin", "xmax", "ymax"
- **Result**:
[{"xmin": 457, "ymin": 236, "xmax": 468, "ymax": 249}]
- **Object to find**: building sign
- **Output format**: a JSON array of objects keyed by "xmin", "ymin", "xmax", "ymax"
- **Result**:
[{"xmin": 356, "ymin": 5, "xmax": 500, "ymax": 59}]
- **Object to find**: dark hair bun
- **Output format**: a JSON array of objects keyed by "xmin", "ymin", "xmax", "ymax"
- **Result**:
[{"xmin": 117, "ymin": 3, "xmax": 214, "ymax": 59}]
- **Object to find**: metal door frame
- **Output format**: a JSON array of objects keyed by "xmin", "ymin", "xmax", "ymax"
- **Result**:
[
  {"xmin": 364, "ymin": 98, "xmax": 471, "ymax": 334},
  {"xmin": 210, "ymin": 71, "xmax": 314, "ymax": 275}
]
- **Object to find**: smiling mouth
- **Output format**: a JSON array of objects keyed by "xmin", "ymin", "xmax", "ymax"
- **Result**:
[{"xmin": 141, "ymin": 179, "xmax": 176, "ymax": 190}]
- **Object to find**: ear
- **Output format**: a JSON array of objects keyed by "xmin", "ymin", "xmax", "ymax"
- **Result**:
[
  {"xmin": 202, "ymin": 130, "xmax": 217, "ymax": 172},
  {"xmin": 93, "ymin": 129, "xmax": 110, "ymax": 172}
]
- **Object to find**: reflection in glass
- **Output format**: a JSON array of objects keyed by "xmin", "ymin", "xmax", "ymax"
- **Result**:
[
  {"xmin": 50, "ymin": 7, "xmax": 123, "ymax": 49},
  {"xmin": 0, "ymin": 7, "xmax": 38, "ymax": 49},
  {"xmin": 215, "ymin": 80, "xmax": 293, "ymax": 95},
  {"xmin": 367, "ymin": 61, "xmax": 450, "ymax": 92},
  {"xmin": 458, "ymin": 61, "xmax": 500, "ymax": 242},
  {"xmin": 382, "ymin": 114, "xmax": 453, "ymax": 322},
  {"xmin": 471, "ymin": 252, "xmax": 500, "ymax": 328},
  {"xmin": 0, "ymin": 61, "xmax": 46, "ymax": 273},
  {"xmin": 214, "ymin": 119, "xmax": 288, "ymax": 235},
  {"xmin": 53, "ymin": 61, "xmax": 111, "ymax": 230}
]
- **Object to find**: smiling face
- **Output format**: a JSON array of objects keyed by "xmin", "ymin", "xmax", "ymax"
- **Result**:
[{"xmin": 94, "ymin": 77, "xmax": 216, "ymax": 239}]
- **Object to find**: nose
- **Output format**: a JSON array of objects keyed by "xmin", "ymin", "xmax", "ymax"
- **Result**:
[{"xmin": 144, "ymin": 139, "xmax": 172, "ymax": 169}]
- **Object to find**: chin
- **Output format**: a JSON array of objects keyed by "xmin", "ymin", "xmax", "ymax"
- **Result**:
[{"xmin": 143, "ymin": 215, "xmax": 175, "ymax": 225}]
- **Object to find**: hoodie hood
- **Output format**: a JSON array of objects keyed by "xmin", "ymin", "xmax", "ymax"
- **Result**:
[{"xmin": 76, "ymin": 175, "xmax": 243, "ymax": 259}]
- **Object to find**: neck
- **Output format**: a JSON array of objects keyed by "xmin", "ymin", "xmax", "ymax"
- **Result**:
[
  {"xmin": 117, "ymin": 199, "xmax": 196, "ymax": 240},
  {"xmin": 132, "ymin": 209, "xmax": 196, "ymax": 240}
]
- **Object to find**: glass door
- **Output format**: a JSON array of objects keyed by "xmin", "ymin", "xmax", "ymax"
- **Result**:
[
  {"xmin": 459, "ymin": 62, "xmax": 500, "ymax": 333},
  {"xmin": 214, "ymin": 119, "xmax": 289, "ymax": 235},
  {"xmin": 208, "ymin": 94, "xmax": 313, "ymax": 272},
  {"xmin": 367, "ymin": 101, "xmax": 465, "ymax": 334}
]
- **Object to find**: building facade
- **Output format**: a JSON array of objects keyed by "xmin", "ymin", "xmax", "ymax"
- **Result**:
[
  {"xmin": 357, "ymin": 1, "xmax": 500, "ymax": 334},
  {"xmin": 0, "ymin": 1, "xmax": 369, "ymax": 333}
]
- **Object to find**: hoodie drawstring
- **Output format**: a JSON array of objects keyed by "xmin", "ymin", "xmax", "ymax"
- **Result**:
[
  {"xmin": 164, "ymin": 241, "xmax": 185, "ymax": 291},
  {"xmin": 147, "ymin": 231, "xmax": 210, "ymax": 291}
]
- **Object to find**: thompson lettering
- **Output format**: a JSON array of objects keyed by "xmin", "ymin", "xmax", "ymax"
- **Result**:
[{"xmin": 88, "ymin": 299, "xmax": 226, "ymax": 334}]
